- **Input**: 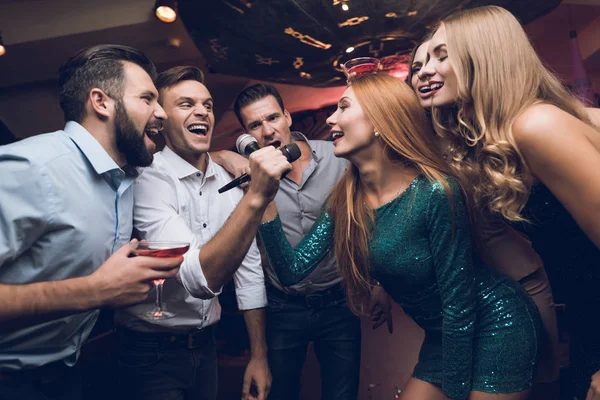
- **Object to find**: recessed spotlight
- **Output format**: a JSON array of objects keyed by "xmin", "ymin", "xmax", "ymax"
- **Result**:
[
  {"xmin": 155, "ymin": 0, "xmax": 177, "ymax": 23},
  {"xmin": 0, "ymin": 31, "xmax": 6, "ymax": 56}
]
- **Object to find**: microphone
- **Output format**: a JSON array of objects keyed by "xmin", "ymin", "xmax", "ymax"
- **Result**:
[
  {"xmin": 236, "ymin": 133, "xmax": 261, "ymax": 157},
  {"xmin": 218, "ymin": 134, "xmax": 301, "ymax": 194}
]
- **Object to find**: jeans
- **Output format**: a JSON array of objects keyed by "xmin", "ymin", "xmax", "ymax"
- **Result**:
[
  {"xmin": 266, "ymin": 286, "xmax": 361, "ymax": 400},
  {"xmin": 0, "ymin": 364, "xmax": 82, "ymax": 400},
  {"xmin": 116, "ymin": 326, "xmax": 217, "ymax": 400}
]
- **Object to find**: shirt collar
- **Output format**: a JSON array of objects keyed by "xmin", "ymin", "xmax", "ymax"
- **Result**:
[
  {"xmin": 291, "ymin": 131, "xmax": 320, "ymax": 162},
  {"xmin": 65, "ymin": 121, "xmax": 121, "ymax": 176},
  {"xmin": 161, "ymin": 146, "xmax": 216, "ymax": 180}
]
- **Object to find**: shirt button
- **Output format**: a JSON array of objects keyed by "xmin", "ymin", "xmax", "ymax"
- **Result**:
[
  {"xmin": 196, "ymin": 173, "xmax": 201, "ymax": 177},
  {"xmin": 199, "ymin": 191, "xmax": 202, "ymax": 196},
  {"xmin": 203, "ymin": 223, "xmax": 207, "ymax": 228},
  {"xmin": 203, "ymin": 316, "xmax": 208, "ymax": 321}
]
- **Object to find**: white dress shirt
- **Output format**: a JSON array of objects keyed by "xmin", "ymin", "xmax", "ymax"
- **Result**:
[{"xmin": 115, "ymin": 146, "xmax": 266, "ymax": 333}]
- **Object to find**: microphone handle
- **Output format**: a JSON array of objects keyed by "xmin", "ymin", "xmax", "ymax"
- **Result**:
[
  {"xmin": 217, "ymin": 173, "xmax": 251, "ymax": 194},
  {"xmin": 218, "ymin": 143, "xmax": 300, "ymax": 194}
]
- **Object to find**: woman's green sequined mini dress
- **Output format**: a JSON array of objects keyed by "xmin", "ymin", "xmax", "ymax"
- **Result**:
[{"xmin": 259, "ymin": 176, "xmax": 540, "ymax": 399}]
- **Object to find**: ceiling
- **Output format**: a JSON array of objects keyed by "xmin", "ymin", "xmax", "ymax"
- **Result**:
[
  {"xmin": 179, "ymin": 0, "xmax": 562, "ymax": 86},
  {"xmin": 0, "ymin": 0, "xmax": 599, "ymax": 149}
]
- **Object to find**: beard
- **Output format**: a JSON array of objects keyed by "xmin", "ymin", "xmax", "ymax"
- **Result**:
[{"xmin": 114, "ymin": 100, "xmax": 154, "ymax": 167}]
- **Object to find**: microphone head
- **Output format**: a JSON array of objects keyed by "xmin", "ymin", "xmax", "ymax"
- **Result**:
[
  {"xmin": 236, "ymin": 134, "xmax": 260, "ymax": 156},
  {"xmin": 281, "ymin": 143, "xmax": 301, "ymax": 163}
]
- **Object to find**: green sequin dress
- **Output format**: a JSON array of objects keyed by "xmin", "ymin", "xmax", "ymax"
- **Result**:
[{"xmin": 260, "ymin": 176, "xmax": 540, "ymax": 399}]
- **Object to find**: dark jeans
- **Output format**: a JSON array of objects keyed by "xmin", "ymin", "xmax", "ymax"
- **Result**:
[
  {"xmin": 0, "ymin": 363, "xmax": 82, "ymax": 400},
  {"xmin": 116, "ymin": 326, "xmax": 217, "ymax": 400},
  {"xmin": 266, "ymin": 285, "xmax": 361, "ymax": 400}
]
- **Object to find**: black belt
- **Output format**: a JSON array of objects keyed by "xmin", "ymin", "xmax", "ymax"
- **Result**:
[
  {"xmin": 117, "ymin": 325, "xmax": 214, "ymax": 349},
  {"xmin": 267, "ymin": 283, "xmax": 346, "ymax": 309}
]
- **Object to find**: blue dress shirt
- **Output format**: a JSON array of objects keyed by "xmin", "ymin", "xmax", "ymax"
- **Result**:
[{"xmin": 0, "ymin": 122, "xmax": 135, "ymax": 371}]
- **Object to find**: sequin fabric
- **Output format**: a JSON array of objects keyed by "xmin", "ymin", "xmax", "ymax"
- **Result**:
[
  {"xmin": 260, "ymin": 176, "xmax": 540, "ymax": 399},
  {"xmin": 512, "ymin": 183, "xmax": 600, "ymax": 399}
]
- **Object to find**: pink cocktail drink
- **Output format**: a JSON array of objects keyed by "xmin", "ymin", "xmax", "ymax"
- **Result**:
[{"xmin": 134, "ymin": 241, "xmax": 189, "ymax": 320}]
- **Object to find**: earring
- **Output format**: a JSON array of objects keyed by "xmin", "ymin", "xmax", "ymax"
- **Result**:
[{"xmin": 374, "ymin": 131, "xmax": 380, "ymax": 137}]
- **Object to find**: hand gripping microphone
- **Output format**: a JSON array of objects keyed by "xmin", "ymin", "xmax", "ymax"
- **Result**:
[{"xmin": 218, "ymin": 134, "xmax": 301, "ymax": 194}]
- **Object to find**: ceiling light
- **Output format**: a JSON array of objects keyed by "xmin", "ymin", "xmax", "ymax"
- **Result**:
[
  {"xmin": 341, "ymin": 3, "xmax": 349, "ymax": 11},
  {"xmin": 154, "ymin": 0, "xmax": 178, "ymax": 23},
  {"xmin": 345, "ymin": 46, "xmax": 354, "ymax": 53},
  {"xmin": 167, "ymin": 37, "xmax": 182, "ymax": 48},
  {"xmin": 0, "ymin": 31, "xmax": 5, "ymax": 56}
]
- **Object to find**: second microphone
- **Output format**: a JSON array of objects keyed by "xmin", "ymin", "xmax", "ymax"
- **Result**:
[{"xmin": 218, "ymin": 134, "xmax": 301, "ymax": 194}]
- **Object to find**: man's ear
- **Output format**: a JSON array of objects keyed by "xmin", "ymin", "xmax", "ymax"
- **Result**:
[
  {"xmin": 284, "ymin": 109, "xmax": 292, "ymax": 127},
  {"xmin": 88, "ymin": 88, "xmax": 114, "ymax": 120}
]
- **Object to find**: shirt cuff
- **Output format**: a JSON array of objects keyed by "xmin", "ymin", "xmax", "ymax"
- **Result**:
[
  {"xmin": 178, "ymin": 248, "xmax": 221, "ymax": 299},
  {"xmin": 235, "ymin": 283, "xmax": 267, "ymax": 310}
]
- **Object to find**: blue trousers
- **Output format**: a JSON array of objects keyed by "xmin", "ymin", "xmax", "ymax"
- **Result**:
[
  {"xmin": 266, "ymin": 286, "xmax": 361, "ymax": 400},
  {"xmin": 116, "ymin": 326, "xmax": 217, "ymax": 400}
]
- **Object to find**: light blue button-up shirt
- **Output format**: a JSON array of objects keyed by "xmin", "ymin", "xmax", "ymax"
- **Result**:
[{"xmin": 0, "ymin": 121, "xmax": 135, "ymax": 371}]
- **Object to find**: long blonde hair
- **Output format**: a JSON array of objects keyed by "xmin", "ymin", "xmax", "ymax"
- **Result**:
[
  {"xmin": 432, "ymin": 5, "xmax": 592, "ymax": 221},
  {"xmin": 327, "ymin": 74, "xmax": 456, "ymax": 314}
]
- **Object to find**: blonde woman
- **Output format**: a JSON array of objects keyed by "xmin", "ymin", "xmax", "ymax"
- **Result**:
[
  {"xmin": 257, "ymin": 73, "xmax": 540, "ymax": 399},
  {"xmin": 420, "ymin": 6, "xmax": 600, "ymax": 399},
  {"xmin": 408, "ymin": 39, "xmax": 561, "ymax": 399}
]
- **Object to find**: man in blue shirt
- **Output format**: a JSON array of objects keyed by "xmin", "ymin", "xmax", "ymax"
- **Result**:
[
  {"xmin": 0, "ymin": 44, "xmax": 184, "ymax": 400},
  {"xmin": 0, "ymin": 46, "xmax": 294, "ymax": 400}
]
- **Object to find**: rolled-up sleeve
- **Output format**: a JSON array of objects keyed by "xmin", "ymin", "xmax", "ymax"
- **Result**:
[
  {"xmin": 133, "ymin": 166, "xmax": 220, "ymax": 299},
  {"xmin": 233, "ymin": 238, "xmax": 266, "ymax": 310}
]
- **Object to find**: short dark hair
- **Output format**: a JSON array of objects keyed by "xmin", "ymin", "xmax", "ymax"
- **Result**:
[
  {"xmin": 58, "ymin": 44, "xmax": 157, "ymax": 123},
  {"xmin": 155, "ymin": 66, "xmax": 205, "ymax": 94},
  {"xmin": 233, "ymin": 83, "xmax": 285, "ymax": 127}
]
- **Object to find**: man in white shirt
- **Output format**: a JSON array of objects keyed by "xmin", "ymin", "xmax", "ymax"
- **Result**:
[{"xmin": 115, "ymin": 66, "xmax": 282, "ymax": 400}]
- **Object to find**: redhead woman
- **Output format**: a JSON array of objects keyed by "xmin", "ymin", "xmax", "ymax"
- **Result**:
[{"xmin": 258, "ymin": 73, "xmax": 541, "ymax": 399}]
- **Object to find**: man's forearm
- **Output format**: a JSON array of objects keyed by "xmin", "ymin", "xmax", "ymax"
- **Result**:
[
  {"xmin": 208, "ymin": 150, "xmax": 228, "ymax": 167},
  {"xmin": 242, "ymin": 307, "xmax": 268, "ymax": 358},
  {"xmin": 200, "ymin": 191, "xmax": 270, "ymax": 292},
  {"xmin": 209, "ymin": 150, "xmax": 248, "ymax": 178},
  {"xmin": 0, "ymin": 278, "xmax": 100, "ymax": 332}
]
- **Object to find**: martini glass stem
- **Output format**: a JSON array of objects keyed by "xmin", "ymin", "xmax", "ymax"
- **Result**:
[{"xmin": 155, "ymin": 280, "xmax": 165, "ymax": 315}]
